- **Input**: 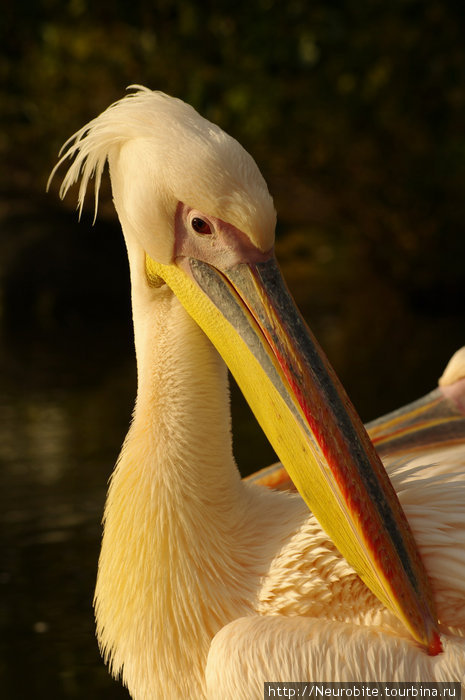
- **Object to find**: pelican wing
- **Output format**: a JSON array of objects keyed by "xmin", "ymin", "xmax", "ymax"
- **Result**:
[{"xmin": 206, "ymin": 616, "xmax": 465, "ymax": 700}]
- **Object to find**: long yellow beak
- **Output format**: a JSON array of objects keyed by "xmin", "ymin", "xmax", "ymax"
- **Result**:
[{"xmin": 146, "ymin": 252, "xmax": 441, "ymax": 655}]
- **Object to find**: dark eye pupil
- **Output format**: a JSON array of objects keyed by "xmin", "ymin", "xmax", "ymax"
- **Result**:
[{"xmin": 191, "ymin": 217, "xmax": 211, "ymax": 234}]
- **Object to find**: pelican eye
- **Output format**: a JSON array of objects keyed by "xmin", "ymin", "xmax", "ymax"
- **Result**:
[{"xmin": 191, "ymin": 217, "xmax": 212, "ymax": 235}]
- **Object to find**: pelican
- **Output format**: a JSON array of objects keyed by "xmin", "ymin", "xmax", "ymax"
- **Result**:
[{"xmin": 50, "ymin": 88, "xmax": 465, "ymax": 699}]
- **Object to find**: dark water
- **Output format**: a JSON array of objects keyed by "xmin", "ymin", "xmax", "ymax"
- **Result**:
[
  {"xmin": 1, "ymin": 209, "xmax": 463, "ymax": 699},
  {"xmin": 0, "ymin": 334, "xmax": 134, "ymax": 698}
]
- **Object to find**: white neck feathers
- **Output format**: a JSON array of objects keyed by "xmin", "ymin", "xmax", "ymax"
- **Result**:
[{"xmin": 94, "ymin": 246, "xmax": 253, "ymax": 698}]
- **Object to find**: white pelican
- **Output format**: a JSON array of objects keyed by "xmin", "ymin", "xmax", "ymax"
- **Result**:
[{"xmin": 50, "ymin": 88, "xmax": 465, "ymax": 699}]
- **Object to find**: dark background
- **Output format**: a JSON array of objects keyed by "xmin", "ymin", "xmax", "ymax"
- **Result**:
[{"xmin": 1, "ymin": 1, "xmax": 464, "ymax": 697}]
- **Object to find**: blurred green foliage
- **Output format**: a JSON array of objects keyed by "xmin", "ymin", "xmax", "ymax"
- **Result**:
[
  {"xmin": 4, "ymin": 1, "xmax": 465, "ymax": 195},
  {"xmin": 1, "ymin": 0, "xmax": 465, "ymax": 412}
]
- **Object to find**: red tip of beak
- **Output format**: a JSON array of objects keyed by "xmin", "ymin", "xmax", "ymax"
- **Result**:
[{"xmin": 428, "ymin": 630, "xmax": 443, "ymax": 656}]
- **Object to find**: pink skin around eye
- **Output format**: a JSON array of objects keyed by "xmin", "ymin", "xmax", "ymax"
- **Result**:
[
  {"xmin": 441, "ymin": 377, "xmax": 465, "ymax": 415},
  {"xmin": 173, "ymin": 202, "xmax": 272, "ymax": 271}
]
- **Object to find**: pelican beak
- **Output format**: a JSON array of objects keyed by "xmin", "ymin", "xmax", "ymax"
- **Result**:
[{"xmin": 146, "ymin": 252, "xmax": 441, "ymax": 655}]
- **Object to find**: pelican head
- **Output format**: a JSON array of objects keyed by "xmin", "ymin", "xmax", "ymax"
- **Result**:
[
  {"xmin": 54, "ymin": 88, "xmax": 275, "ymax": 263},
  {"xmin": 51, "ymin": 87, "xmax": 441, "ymax": 656}
]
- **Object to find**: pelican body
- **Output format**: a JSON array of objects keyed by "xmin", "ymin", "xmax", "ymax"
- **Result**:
[{"xmin": 50, "ymin": 89, "xmax": 465, "ymax": 699}]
